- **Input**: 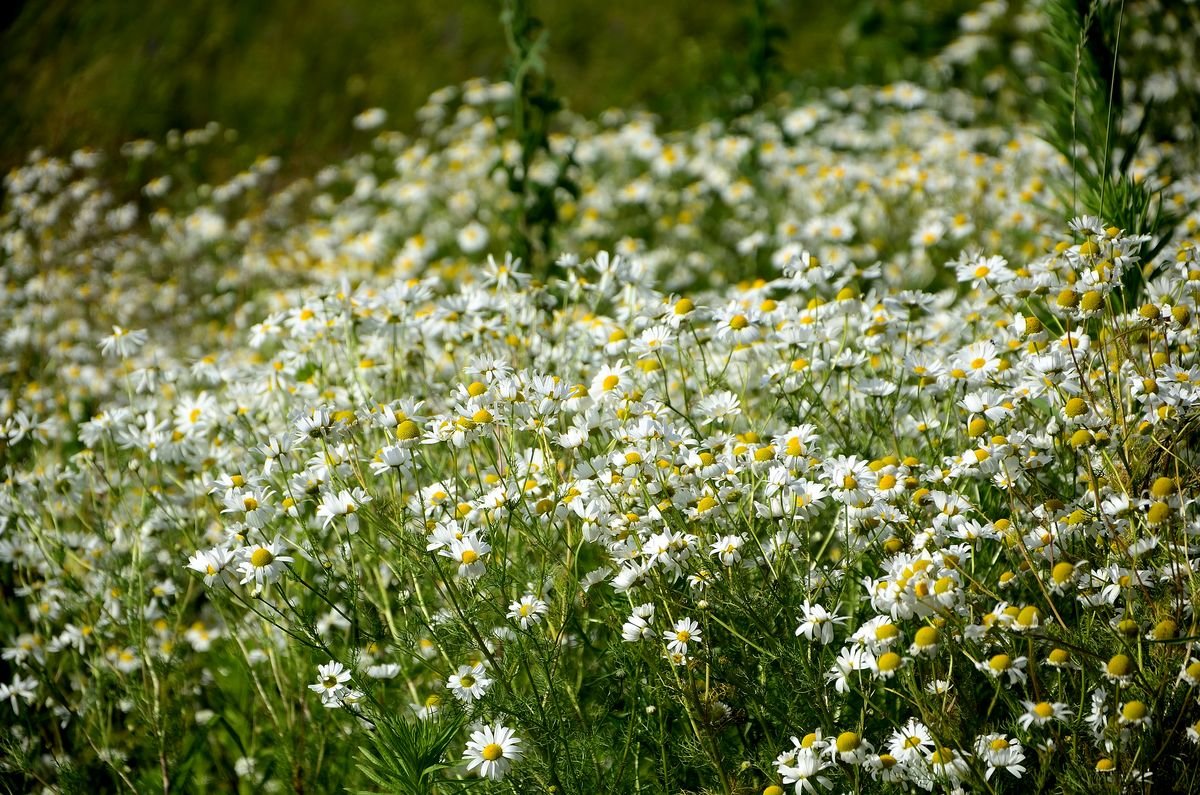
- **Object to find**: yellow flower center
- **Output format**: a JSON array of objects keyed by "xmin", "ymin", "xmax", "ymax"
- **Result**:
[
  {"xmin": 250, "ymin": 548, "xmax": 274, "ymax": 568},
  {"xmin": 481, "ymin": 743, "xmax": 504, "ymax": 761},
  {"xmin": 835, "ymin": 732, "xmax": 860, "ymax": 753},
  {"xmin": 1121, "ymin": 701, "xmax": 1147, "ymax": 722},
  {"xmin": 929, "ymin": 747, "xmax": 954, "ymax": 765},
  {"xmin": 914, "ymin": 626, "xmax": 939, "ymax": 647},
  {"xmin": 1106, "ymin": 654, "xmax": 1132, "ymax": 677},
  {"xmin": 1150, "ymin": 476, "xmax": 1176, "ymax": 498}
]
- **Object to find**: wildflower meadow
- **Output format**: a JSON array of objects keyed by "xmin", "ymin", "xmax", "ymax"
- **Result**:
[{"xmin": 3, "ymin": 1, "xmax": 1200, "ymax": 793}]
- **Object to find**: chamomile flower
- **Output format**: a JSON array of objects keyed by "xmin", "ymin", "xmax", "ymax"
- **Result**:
[
  {"xmin": 0, "ymin": 674, "xmax": 37, "ymax": 714},
  {"xmin": 778, "ymin": 747, "xmax": 833, "ymax": 794},
  {"xmin": 697, "ymin": 391, "xmax": 742, "ymax": 425},
  {"xmin": 976, "ymin": 652, "xmax": 1028, "ymax": 685},
  {"xmin": 463, "ymin": 723, "xmax": 523, "ymax": 781},
  {"xmin": 795, "ymin": 601, "xmax": 847, "ymax": 645},
  {"xmin": 622, "ymin": 603, "xmax": 656, "ymax": 642},
  {"xmin": 236, "ymin": 537, "xmax": 294, "ymax": 592},
  {"xmin": 439, "ymin": 534, "xmax": 491, "ymax": 579},
  {"xmin": 887, "ymin": 719, "xmax": 934, "ymax": 763},
  {"xmin": 710, "ymin": 534, "xmax": 746, "ymax": 566},
  {"xmin": 1178, "ymin": 658, "xmax": 1200, "ymax": 688},
  {"xmin": 1017, "ymin": 700, "xmax": 1072, "ymax": 730},
  {"xmin": 506, "ymin": 595, "xmax": 549, "ymax": 629},
  {"xmin": 665, "ymin": 617, "xmax": 702, "ymax": 655},
  {"xmin": 186, "ymin": 547, "xmax": 236, "ymax": 586},
  {"xmin": 99, "ymin": 326, "xmax": 148, "ymax": 358},
  {"xmin": 308, "ymin": 661, "xmax": 352, "ymax": 707},
  {"xmin": 457, "ymin": 221, "xmax": 489, "ymax": 253},
  {"xmin": 446, "ymin": 662, "xmax": 492, "ymax": 703},
  {"xmin": 1118, "ymin": 700, "xmax": 1151, "ymax": 728},
  {"xmin": 316, "ymin": 487, "xmax": 371, "ymax": 533},
  {"xmin": 975, "ymin": 734, "xmax": 1026, "ymax": 779}
]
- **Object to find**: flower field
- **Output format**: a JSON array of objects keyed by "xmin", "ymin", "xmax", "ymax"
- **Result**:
[{"xmin": 3, "ymin": 2, "xmax": 1200, "ymax": 793}]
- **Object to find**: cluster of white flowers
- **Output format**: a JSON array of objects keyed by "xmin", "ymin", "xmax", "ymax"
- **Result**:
[{"xmin": 2, "ymin": 30, "xmax": 1200, "ymax": 789}]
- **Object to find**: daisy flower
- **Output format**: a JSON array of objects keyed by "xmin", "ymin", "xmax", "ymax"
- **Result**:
[
  {"xmin": 0, "ymin": 674, "xmax": 37, "ymax": 714},
  {"xmin": 871, "ymin": 651, "xmax": 905, "ymax": 680},
  {"xmin": 1017, "ymin": 700, "xmax": 1072, "ymax": 730},
  {"xmin": 887, "ymin": 719, "xmax": 934, "ymax": 763},
  {"xmin": 416, "ymin": 692, "xmax": 442, "ymax": 720},
  {"xmin": 710, "ymin": 534, "xmax": 746, "ymax": 567},
  {"xmin": 974, "ymin": 734, "xmax": 1026, "ymax": 780},
  {"xmin": 621, "ymin": 603, "xmax": 656, "ymax": 642},
  {"xmin": 308, "ymin": 660, "xmax": 352, "ymax": 707},
  {"xmin": 316, "ymin": 487, "xmax": 371, "ymax": 533},
  {"xmin": 696, "ymin": 391, "xmax": 741, "ymax": 425},
  {"xmin": 186, "ymin": 547, "xmax": 236, "ymax": 586},
  {"xmin": 447, "ymin": 662, "xmax": 492, "ymax": 703},
  {"xmin": 1177, "ymin": 658, "xmax": 1200, "ymax": 688},
  {"xmin": 923, "ymin": 746, "xmax": 971, "ymax": 788},
  {"xmin": 1101, "ymin": 653, "xmax": 1136, "ymax": 685},
  {"xmin": 975, "ymin": 652, "xmax": 1028, "ymax": 685},
  {"xmin": 457, "ymin": 220, "xmax": 489, "ymax": 253},
  {"xmin": 506, "ymin": 595, "xmax": 549, "ymax": 629},
  {"xmin": 665, "ymin": 617, "xmax": 702, "ymax": 655},
  {"xmin": 99, "ymin": 326, "xmax": 148, "ymax": 358},
  {"xmin": 630, "ymin": 324, "xmax": 675, "ymax": 359},
  {"xmin": 439, "ymin": 533, "xmax": 492, "ymax": 579},
  {"xmin": 826, "ymin": 645, "xmax": 869, "ymax": 694},
  {"xmin": 1186, "ymin": 721, "xmax": 1200, "ymax": 746},
  {"xmin": 795, "ymin": 601, "xmax": 846, "ymax": 645},
  {"xmin": 832, "ymin": 731, "xmax": 872, "ymax": 764},
  {"xmin": 778, "ymin": 746, "xmax": 833, "ymax": 794},
  {"xmin": 1118, "ymin": 700, "xmax": 1151, "ymax": 729},
  {"xmin": 464, "ymin": 722, "xmax": 523, "ymax": 781},
  {"xmin": 236, "ymin": 537, "xmax": 294, "ymax": 592}
]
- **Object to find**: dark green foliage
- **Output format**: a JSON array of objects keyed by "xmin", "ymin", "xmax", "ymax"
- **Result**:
[{"xmin": 354, "ymin": 712, "xmax": 467, "ymax": 795}]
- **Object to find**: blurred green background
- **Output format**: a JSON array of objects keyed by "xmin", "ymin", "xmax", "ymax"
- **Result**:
[{"xmin": 1, "ymin": 0, "xmax": 970, "ymax": 177}]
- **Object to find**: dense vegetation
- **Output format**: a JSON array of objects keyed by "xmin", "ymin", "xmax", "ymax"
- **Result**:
[{"xmin": 3, "ymin": 1, "xmax": 1200, "ymax": 793}]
